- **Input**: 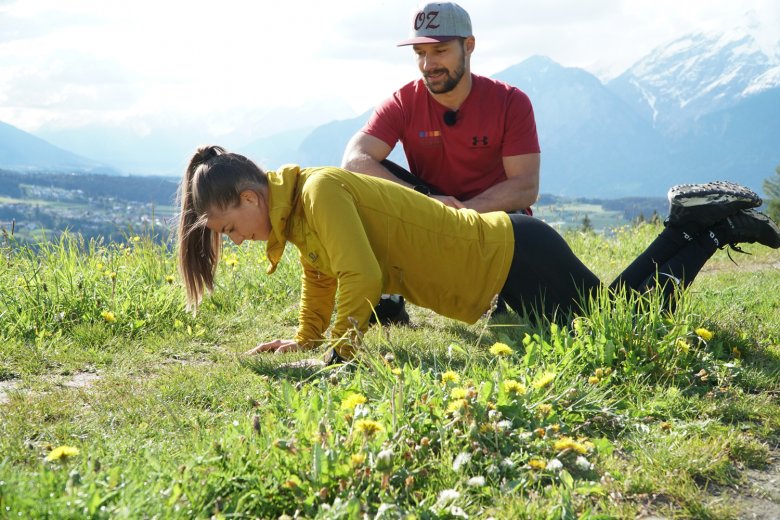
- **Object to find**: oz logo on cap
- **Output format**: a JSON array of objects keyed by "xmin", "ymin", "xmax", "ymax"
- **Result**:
[{"xmin": 397, "ymin": 2, "xmax": 473, "ymax": 46}]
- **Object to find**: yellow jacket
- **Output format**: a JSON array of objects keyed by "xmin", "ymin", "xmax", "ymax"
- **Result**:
[{"xmin": 264, "ymin": 165, "xmax": 514, "ymax": 358}]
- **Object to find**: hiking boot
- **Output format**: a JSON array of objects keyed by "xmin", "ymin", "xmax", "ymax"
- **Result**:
[
  {"xmin": 665, "ymin": 181, "xmax": 761, "ymax": 229},
  {"xmin": 711, "ymin": 209, "xmax": 780, "ymax": 249},
  {"xmin": 369, "ymin": 295, "xmax": 411, "ymax": 326}
]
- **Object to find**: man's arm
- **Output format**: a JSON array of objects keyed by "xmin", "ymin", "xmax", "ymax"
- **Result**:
[
  {"xmin": 341, "ymin": 133, "xmax": 409, "ymax": 185},
  {"xmin": 462, "ymin": 153, "xmax": 540, "ymax": 213},
  {"xmin": 341, "ymin": 132, "xmax": 465, "ymax": 209}
]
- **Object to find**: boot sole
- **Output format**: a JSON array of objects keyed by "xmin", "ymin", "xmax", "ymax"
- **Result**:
[{"xmin": 666, "ymin": 181, "xmax": 762, "ymax": 227}]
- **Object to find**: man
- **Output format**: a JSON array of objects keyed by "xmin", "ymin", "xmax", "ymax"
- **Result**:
[{"xmin": 341, "ymin": 1, "xmax": 541, "ymax": 323}]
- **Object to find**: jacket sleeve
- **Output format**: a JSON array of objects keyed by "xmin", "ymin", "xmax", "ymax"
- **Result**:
[
  {"xmin": 294, "ymin": 256, "xmax": 337, "ymax": 349},
  {"xmin": 300, "ymin": 176, "xmax": 383, "ymax": 347}
]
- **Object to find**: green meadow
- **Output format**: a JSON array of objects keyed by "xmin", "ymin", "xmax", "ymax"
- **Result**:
[{"xmin": 0, "ymin": 223, "xmax": 778, "ymax": 519}]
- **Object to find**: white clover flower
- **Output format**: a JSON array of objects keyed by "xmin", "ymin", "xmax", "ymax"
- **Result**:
[
  {"xmin": 488, "ymin": 409, "xmax": 502, "ymax": 421},
  {"xmin": 467, "ymin": 476, "xmax": 486, "ymax": 487},
  {"xmin": 447, "ymin": 506, "xmax": 469, "ymax": 519},
  {"xmin": 453, "ymin": 452, "xmax": 472, "ymax": 472},
  {"xmin": 437, "ymin": 489, "xmax": 461, "ymax": 506},
  {"xmin": 575, "ymin": 456, "xmax": 593, "ymax": 471},
  {"xmin": 546, "ymin": 458, "xmax": 563, "ymax": 471},
  {"xmin": 497, "ymin": 420, "xmax": 512, "ymax": 431},
  {"xmin": 500, "ymin": 457, "xmax": 515, "ymax": 469}
]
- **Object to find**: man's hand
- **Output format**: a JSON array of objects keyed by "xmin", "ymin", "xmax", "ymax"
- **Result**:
[
  {"xmin": 431, "ymin": 194, "xmax": 465, "ymax": 209},
  {"xmin": 244, "ymin": 339, "xmax": 302, "ymax": 355}
]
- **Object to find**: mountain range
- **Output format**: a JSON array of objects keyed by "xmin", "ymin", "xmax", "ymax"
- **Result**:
[{"xmin": 2, "ymin": 26, "xmax": 779, "ymax": 198}]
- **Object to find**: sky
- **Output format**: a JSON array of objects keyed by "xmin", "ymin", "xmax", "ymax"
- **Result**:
[{"xmin": 1, "ymin": 0, "xmax": 779, "ymax": 141}]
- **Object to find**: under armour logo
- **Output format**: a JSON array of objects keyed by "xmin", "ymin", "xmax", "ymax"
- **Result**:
[{"xmin": 472, "ymin": 136, "xmax": 488, "ymax": 146}]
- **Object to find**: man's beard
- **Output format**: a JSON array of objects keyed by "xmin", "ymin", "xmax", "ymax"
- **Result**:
[{"xmin": 423, "ymin": 62, "xmax": 466, "ymax": 94}]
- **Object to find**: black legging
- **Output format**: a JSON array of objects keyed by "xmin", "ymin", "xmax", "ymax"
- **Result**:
[{"xmin": 499, "ymin": 214, "xmax": 718, "ymax": 319}]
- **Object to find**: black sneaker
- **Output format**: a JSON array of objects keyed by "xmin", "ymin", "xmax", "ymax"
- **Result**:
[
  {"xmin": 369, "ymin": 295, "xmax": 411, "ymax": 326},
  {"xmin": 665, "ymin": 181, "xmax": 762, "ymax": 229},
  {"xmin": 322, "ymin": 347, "xmax": 348, "ymax": 366},
  {"xmin": 712, "ymin": 209, "xmax": 780, "ymax": 249}
]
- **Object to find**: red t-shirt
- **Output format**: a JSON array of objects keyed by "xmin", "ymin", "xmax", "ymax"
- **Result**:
[{"xmin": 361, "ymin": 74, "xmax": 540, "ymax": 200}]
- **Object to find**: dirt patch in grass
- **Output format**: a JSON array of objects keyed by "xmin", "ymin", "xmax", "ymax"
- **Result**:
[
  {"xmin": 0, "ymin": 378, "xmax": 18, "ymax": 404},
  {"xmin": 726, "ymin": 449, "xmax": 780, "ymax": 519}
]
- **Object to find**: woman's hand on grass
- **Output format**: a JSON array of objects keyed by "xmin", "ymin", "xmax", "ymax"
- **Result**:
[{"xmin": 244, "ymin": 339, "xmax": 302, "ymax": 355}]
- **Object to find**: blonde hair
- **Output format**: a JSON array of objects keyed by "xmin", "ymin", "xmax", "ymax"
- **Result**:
[{"xmin": 177, "ymin": 145, "xmax": 267, "ymax": 309}]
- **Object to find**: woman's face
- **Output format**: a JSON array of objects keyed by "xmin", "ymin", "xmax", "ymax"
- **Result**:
[{"xmin": 205, "ymin": 190, "xmax": 271, "ymax": 245}]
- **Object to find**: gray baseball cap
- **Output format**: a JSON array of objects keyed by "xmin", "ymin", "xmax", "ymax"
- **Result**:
[{"xmin": 397, "ymin": 2, "xmax": 473, "ymax": 46}]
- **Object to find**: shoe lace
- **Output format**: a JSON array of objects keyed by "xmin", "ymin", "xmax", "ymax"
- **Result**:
[{"xmin": 722, "ymin": 243, "xmax": 751, "ymax": 265}]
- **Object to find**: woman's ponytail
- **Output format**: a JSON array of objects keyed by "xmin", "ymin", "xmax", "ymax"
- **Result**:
[{"xmin": 176, "ymin": 145, "xmax": 267, "ymax": 311}]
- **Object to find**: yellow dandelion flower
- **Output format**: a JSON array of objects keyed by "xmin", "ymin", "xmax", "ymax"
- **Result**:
[
  {"xmin": 553, "ymin": 437, "xmax": 588, "ymax": 454},
  {"xmin": 354, "ymin": 419, "xmax": 384, "ymax": 437},
  {"xmin": 534, "ymin": 427, "xmax": 546, "ymax": 438},
  {"xmin": 660, "ymin": 421, "xmax": 673, "ymax": 431},
  {"xmin": 594, "ymin": 368, "xmax": 604, "ymax": 378},
  {"xmin": 350, "ymin": 453, "xmax": 366, "ymax": 466},
  {"xmin": 441, "ymin": 371, "xmax": 459, "ymax": 384},
  {"xmin": 731, "ymin": 347, "xmax": 741, "ymax": 358},
  {"xmin": 446, "ymin": 399, "xmax": 468, "ymax": 414},
  {"xmin": 391, "ymin": 367, "xmax": 402, "ymax": 376},
  {"xmin": 532, "ymin": 371, "xmax": 556, "ymax": 389},
  {"xmin": 450, "ymin": 387, "xmax": 468, "ymax": 399},
  {"xmin": 105, "ymin": 270, "xmax": 117, "ymax": 280},
  {"xmin": 529, "ymin": 458, "xmax": 547, "ymax": 470},
  {"xmin": 101, "ymin": 311, "xmax": 116, "ymax": 323},
  {"xmin": 224, "ymin": 254, "xmax": 239, "ymax": 268},
  {"xmin": 341, "ymin": 393, "xmax": 367, "ymax": 410},
  {"xmin": 96, "ymin": 262, "xmax": 104, "ymax": 270},
  {"xmin": 695, "ymin": 328, "xmax": 713, "ymax": 341},
  {"xmin": 489, "ymin": 342, "xmax": 513, "ymax": 357},
  {"xmin": 536, "ymin": 403, "xmax": 552, "ymax": 416},
  {"xmin": 503, "ymin": 380, "xmax": 527, "ymax": 395},
  {"xmin": 588, "ymin": 376, "xmax": 600, "ymax": 385},
  {"xmin": 165, "ymin": 275, "xmax": 175, "ymax": 284},
  {"xmin": 46, "ymin": 446, "xmax": 80, "ymax": 462},
  {"xmin": 131, "ymin": 236, "xmax": 141, "ymax": 243},
  {"xmin": 550, "ymin": 424, "xmax": 561, "ymax": 433},
  {"xmin": 479, "ymin": 423, "xmax": 495, "ymax": 433},
  {"xmin": 676, "ymin": 338, "xmax": 690, "ymax": 353}
]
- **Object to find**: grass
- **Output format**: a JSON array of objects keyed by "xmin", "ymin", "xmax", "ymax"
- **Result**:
[{"xmin": 0, "ymin": 223, "xmax": 778, "ymax": 518}]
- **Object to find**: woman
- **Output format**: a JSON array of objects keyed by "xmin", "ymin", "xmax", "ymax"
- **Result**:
[{"xmin": 178, "ymin": 146, "xmax": 780, "ymax": 364}]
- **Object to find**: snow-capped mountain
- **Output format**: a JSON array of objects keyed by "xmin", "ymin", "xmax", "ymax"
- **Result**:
[{"xmin": 608, "ymin": 17, "xmax": 780, "ymax": 134}]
